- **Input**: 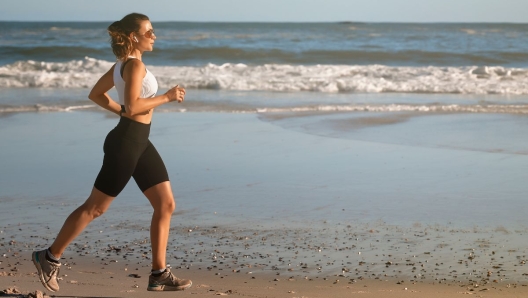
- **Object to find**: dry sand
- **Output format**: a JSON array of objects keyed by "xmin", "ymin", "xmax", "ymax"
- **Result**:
[{"xmin": 2, "ymin": 221, "xmax": 528, "ymax": 298}]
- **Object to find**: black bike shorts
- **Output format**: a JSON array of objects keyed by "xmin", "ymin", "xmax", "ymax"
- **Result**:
[{"xmin": 94, "ymin": 116, "xmax": 169, "ymax": 197}]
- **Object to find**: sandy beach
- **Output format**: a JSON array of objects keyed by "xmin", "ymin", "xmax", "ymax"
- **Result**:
[
  {"xmin": 2, "ymin": 258, "xmax": 528, "ymax": 298},
  {"xmin": 1, "ymin": 17, "xmax": 528, "ymax": 297},
  {"xmin": 2, "ymin": 220, "xmax": 528, "ymax": 297},
  {"xmin": 1, "ymin": 108, "xmax": 528, "ymax": 297}
]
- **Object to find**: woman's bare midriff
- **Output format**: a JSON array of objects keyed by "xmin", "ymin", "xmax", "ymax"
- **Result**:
[{"xmin": 123, "ymin": 109, "xmax": 153, "ymax": 124}]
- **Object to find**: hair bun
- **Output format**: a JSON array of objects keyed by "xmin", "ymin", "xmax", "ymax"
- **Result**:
[
  {"xmin": 108, "ymin": 13, "xmax": 149, "ymax": 60},
  {"xmin": 108, "ymin": 20, "xmax": 123, "ymax": 32}
]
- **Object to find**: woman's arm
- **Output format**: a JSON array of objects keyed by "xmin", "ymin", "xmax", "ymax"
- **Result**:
[
  {"xmin": 123, "ymin": 59, "xmax": 185, "ymax": 116},
  {"xmin": 88, "ymin": 64, "xmax": 122, "ymax": 115}
]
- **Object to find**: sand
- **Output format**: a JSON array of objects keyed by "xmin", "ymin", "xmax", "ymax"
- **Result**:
[
  {"xmin": 1, "ymin": 109, "xmax": 528, "ymax": 297},
  {"xmin": 2, "ymin": 222, "xmax": 528, "ymax": 297}
]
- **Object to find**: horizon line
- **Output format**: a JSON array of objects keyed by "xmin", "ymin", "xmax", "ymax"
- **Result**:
[{"xmin": 1, "ymin": 20, "xmax": 527, "ymax": 24}]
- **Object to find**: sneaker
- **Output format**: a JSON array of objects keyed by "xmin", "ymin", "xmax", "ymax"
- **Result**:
[
  {"xmin": 32, "ymin": 250, "xmax": 61, "ymax": 292},
  {"xmin": 147, "ymin": 268, "xmax": 192, "ymax": 291}
]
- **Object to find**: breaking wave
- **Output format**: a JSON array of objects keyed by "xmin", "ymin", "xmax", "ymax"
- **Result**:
[{"xmin": 1, "ymin": 58, "xmax": 528, "ymax": 95}]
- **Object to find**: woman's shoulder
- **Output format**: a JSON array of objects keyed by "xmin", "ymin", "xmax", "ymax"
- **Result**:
[
  {"xmin": 124, "ymin": 57, "xmax": 145, "ymax": 67},
  {"xmin": 122, "ymin": 58, "xmax": 146, "ymax": 78}
]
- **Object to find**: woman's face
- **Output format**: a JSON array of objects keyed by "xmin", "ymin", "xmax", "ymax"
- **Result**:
[{"xmin": 134, "ymin": 20, "xmax": 156, "ymax": 52}]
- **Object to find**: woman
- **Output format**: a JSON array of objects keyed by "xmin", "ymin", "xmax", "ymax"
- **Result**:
[{"xmin": 31, "ymin": 13, "xmax": 192, "ymax": 292}]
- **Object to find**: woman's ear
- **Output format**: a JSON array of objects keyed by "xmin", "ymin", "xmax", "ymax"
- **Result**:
[{"xmin": 130, "ymin": 32, "xmax": 138, "ymax": 42}]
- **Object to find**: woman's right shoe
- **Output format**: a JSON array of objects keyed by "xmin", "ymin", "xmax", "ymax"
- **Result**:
[
  {"xmin": 147, "ymin": 268, "xmax": 192, "ymax": 291},
  {"xmin": 32, "ymin": 250, "xmax": 61, "ymax": 292}
]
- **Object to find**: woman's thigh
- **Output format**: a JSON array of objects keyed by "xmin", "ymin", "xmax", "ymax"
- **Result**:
[
  {"xmin": 132, "ymin": 140, "xmax": 170, "ymax": 193},
  {"xmin": 143, "ymin": 181, "xmax": 175, "ymax": 212}
]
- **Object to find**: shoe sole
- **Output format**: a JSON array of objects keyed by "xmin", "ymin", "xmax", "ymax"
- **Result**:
[
  {"xmin": 147, "ymin": 281, "xmax": 192, "ymax": 291},
  {"xmin": 32, "ymin": 251, "xmax": 58, "ymax": 292}
]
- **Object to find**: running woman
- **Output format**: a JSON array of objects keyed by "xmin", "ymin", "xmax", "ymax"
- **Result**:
[{"xmin": 32, "ymin": 13, "xmax": 192, "ymax": 292}]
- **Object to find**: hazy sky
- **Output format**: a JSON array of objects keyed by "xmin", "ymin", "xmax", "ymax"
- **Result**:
[{"xmin": 1, "ymin": 0, "xmax": 527, "ymax": 23}]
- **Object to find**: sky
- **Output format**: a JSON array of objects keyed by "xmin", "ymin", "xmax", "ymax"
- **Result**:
[{"xmin": 1, "ymin": 0, "xmax": 527, "ymax": 23}]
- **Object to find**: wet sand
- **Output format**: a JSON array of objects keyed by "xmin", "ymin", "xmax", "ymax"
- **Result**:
[
  {"xmin": 1, "ymin": 110, "xmax": 528, "ymax": 297},
  {"xmin": 2, "ymin": 220, "xmax": 528, "ymax": 297}
]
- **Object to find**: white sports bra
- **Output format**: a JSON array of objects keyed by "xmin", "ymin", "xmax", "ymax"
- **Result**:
[{"xmin": 113, "ymin": 57, "xmax": 158, "ymax": 105}]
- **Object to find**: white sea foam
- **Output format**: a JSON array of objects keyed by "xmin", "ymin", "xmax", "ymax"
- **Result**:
[
  {"xmin": 255, "ymin": 104, "xmax": 528, "ymax": 114},
  {"xmin": 1, "ymin": 58, "xmax": 528, "ymax": 95},
  {"xmin": 2, "ymin": 103, "xmax": 527, "ymax": 115},
  {"xmin": 0, "ymin": 104, "xmax": 97, "ymax": 113},
  {"xmin": 0, "ymin": 58, "xmax": 113, "ymax": 88}
]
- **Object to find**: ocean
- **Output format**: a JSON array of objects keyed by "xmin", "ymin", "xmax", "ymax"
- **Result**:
[
  {"xmin": 1, "ymin": 22, "xmax": 528, "ymax": 113},
  {"xmin": 1, "ymin": 21, "xmax": 528, "ymax": 227},
  {"xmin": 2, "ymin": 22, "xmax": 528, "ymax": 285}
]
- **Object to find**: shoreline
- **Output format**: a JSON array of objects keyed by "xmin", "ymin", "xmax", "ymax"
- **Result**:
[{"xmin": 1, "ymin": 109, "xmax": 528, "ymax": 297}]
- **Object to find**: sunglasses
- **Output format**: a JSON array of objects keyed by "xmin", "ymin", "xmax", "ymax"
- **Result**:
[{"xmin": 138, "ymin": 29, "xmax": 155, "ymax": 39}]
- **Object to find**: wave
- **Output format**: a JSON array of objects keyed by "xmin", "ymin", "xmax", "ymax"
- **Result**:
[
  {"xmin": 0, "ymin": 58, "xmax": 113, "ymax": 88},
  {"xmin": 2, "ymin": 103, "xmax": 528, "ymax": 115},
  {"xmin": 254, "ymin": 104, "xmax": 528, "ymax": 114},
  {"xmin": 1, "ymin": 58, "xmax": 528, "ymax": 95},
  {"xmin": 153, "ymin": 47, "xmax": 528, "ymax": 66},
  {"xmin": 3, "ymin": 45, "xmax": 528, "ymax": 67},
  {"xmin": 0, "ymin": 104, "xmax": 97, "ymax": 113},
  {"xmin": 0, "ymin": 46, "xmax": 107, "ymax": 62}
]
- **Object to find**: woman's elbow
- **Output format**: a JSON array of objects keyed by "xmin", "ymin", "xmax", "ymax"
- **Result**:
[
  {"xmin": 88, "ymin": 90, "xmax": 100, "ymax": 102},
  {"xmin": 126, "ymin": 105, "xmax": 142, "ymax": 116}
]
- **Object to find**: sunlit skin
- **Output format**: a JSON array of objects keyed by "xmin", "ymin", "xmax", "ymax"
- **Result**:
[
  {"xmin": 88, "ymin": 20, "xmax": 185, "ymax": 124},
  {"xmin": 48, "ymin": 19, "xmax": 184, "ymax": 271}
]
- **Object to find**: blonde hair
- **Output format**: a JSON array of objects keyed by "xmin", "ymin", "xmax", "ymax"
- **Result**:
[{"xmin": 107, "ymin": 13, "xmax": 149, "ymax": 60}]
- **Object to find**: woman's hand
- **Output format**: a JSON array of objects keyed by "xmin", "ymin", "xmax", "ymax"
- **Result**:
[{"xmin": 165, "ymin": 85, "xmax": 186, "ymax": 103}]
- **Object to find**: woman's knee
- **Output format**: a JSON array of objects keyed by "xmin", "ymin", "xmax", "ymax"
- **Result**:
[
  {"xmin": 80, "ymin": 202, "xmax": 108, "ymax": 219},
  {"xmin": 157, "ymin": 197, "xmax": 176, "ymax": 214},
  {"xmin": 145, "ymin": 182, "xmax": 176, "ymax": 214},
  {"xmin": 167, "ymin": 198, "xmax": 176, "ymax": 213},
  {"xmin": 81, "ymin": 187, "xmax": 114, "ymax": 219},
  {"xmin": 91, "ymin": 206, "xmax": 107, "ymax": 219}
]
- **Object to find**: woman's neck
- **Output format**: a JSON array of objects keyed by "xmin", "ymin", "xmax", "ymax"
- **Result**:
[{"xmin": 129, "ymin": 49, "xmax": 143, "ymax": 61}]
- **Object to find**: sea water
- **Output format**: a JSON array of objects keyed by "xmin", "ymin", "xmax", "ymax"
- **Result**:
[
  {"xmin": 1, "ymin": 22, "xmax": 528, "ymax": 108},
  {"xmin": 1, "ymin": 21, "xmax": 528, "ymax": 230}
]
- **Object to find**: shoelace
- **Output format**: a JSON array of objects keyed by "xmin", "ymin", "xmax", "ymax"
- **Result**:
[
  {"xmin": 167, "ymin": 270, "xmax": 183, "ymax": 285},
  {"xmin": 48, "ymin": 264, "xmax": 61, "ymax": 283},
  {"xmin": 168, "ymin": 271, "xmax": 177, "ymax": 284}
]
